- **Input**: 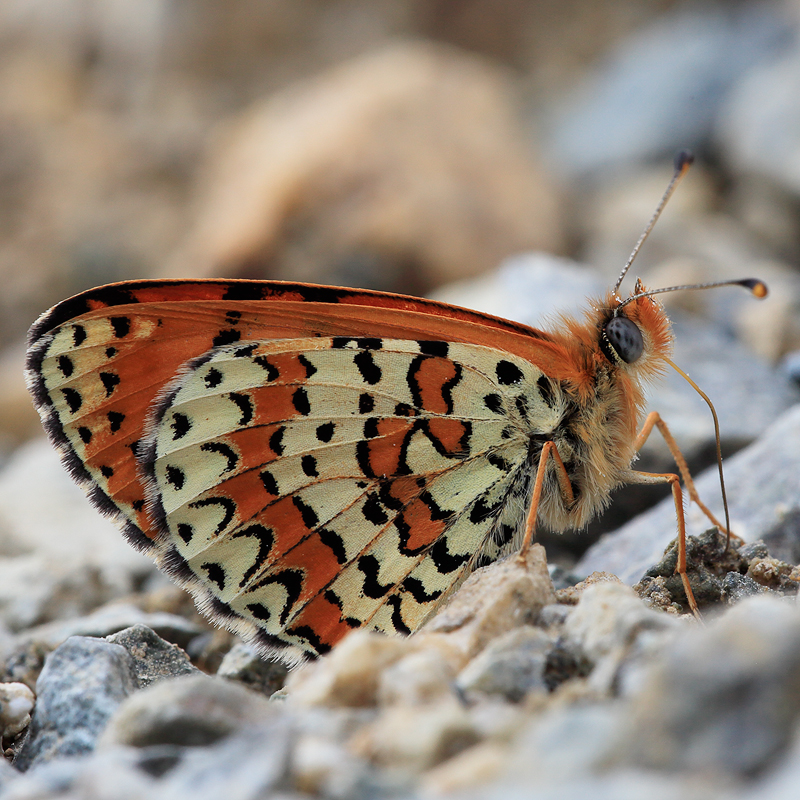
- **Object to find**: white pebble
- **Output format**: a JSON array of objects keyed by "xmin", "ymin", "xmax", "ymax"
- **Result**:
[{"xmin": 0, "ymin": 682, "xmax": 35, "ymax": 738}]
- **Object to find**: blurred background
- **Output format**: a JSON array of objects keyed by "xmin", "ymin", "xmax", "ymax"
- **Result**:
[{"xmin": 2, "ymin": 0, "xmax": 800, "ymax": 567}]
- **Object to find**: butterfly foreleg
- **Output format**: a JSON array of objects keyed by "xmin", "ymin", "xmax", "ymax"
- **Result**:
[{"xmin": 519, "ymin": 441, "xmax": 574, "ymax": 557}]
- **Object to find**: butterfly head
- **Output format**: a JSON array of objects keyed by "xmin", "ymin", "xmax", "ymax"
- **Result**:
[{"xmin": 598, "ymin": 280, "xmax": 672, "ymax": 377}]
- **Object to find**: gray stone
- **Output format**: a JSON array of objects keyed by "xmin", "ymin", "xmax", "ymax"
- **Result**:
[
  {"xmin": 100, "ymin": 673, "xmax": 273, "ymax": 749},
  {"xmin": 2, "ymin": 604, "xmax": 205, "ymax": 690},
  {"xmin": 13, "ymin": 636, "xmax": 139, "ymax": 771},
  {"xmin": 717, "ymin": 40, "xmax": 800, "ymax": 197},
  {"xmin": 545, "ymin": 4, "xmax": 790, "ymax": 177},
  {"xmin": 456, "ymin": 626, "xmax": 552, "ymax": 702},
  {"xmin": 0, "ymin": 756, "xmax": 20, "ymax": 792},
  {"xmin": 216, "ymin": 641, "xmax": 288, "ymax": 696},
  {"xmin": 106, "ymin": 624, "xmax": 200, "ymax": 688},
  {"xmin": 577, "ymin": 404, "xmax": 800, "ymax": 584},
  {"xmin": 158, "ymin": 721, "xmax": 291, "ymax": 800},
  {"xmin": 617, "ymin": 595, "xmax": 800, "ymax": 775},
  {"xmin": 722, "ymin": 572, "xmax": 767, "ymax": 603}
]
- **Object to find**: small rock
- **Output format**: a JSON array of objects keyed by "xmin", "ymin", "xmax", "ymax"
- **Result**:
[
  {"xmin": 216, "ymin": 641, "xmax": 288, "ymax": 697},
  {"xmin": 738, "ymin": 540, "xmax": 770, "ymax": 561},
  {"xmin": 561, "ymin": 582, "xmax": 680, "ymax": 696},
  {"xmin": 292, "ymin": 731, "xmax": 369, "ymax": 798},
  {"xmin": 286, "ymin": 630, "xmax": 406, "ymax": 708},
  {"xmin": 721, "ymin": 572, "xmax": 766, "ymax": 603},
  {"xmin": 354, "ymin": 698, "xmax": 479, "ymax": 774},
  {"xmin": 555, "ymin": 571, "xmax": 622, "ymax": 606},
  {"xmin": 417, "ymin": 545, "xmax": 556, "ymax": 666},
  {"xmin": 106, "ymin": 624, "xmax": 200, "ymax": 688},
  {"xmin": 2, "ymin": 604, "xmax": 206, "ymax": 690},
  {"xmin": 377, "ymin": 648, "xmax": 457, "ymax": 707},
  {"xmin": 456, "ymin": 626, "xmax": 552, "ymax": 702},
  {"xmin": 13, "ymin": 636, "xmax": 138, "ymax": 771},
  {"xmin": 640, "ymin": 527, "xmax": 749, "ymax": 610},
  {"xmin": 421, "ymin": 741, "xmax": 508, "ymax": 796},
  {"xmin": 0, "ymin": 681, "xmax": 35, "ymax": 738},
  {"xmin": 747, "ymin": 557, "xmax": 800, "ymax": 594},
  {"xmin": 99, "ymin": 673, "xmax": 273, "ymax": 749}
]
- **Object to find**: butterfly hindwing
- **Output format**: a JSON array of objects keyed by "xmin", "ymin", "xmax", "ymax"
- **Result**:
[{"xmin": 138, "ymin": 337, "xmax": 559, "ymax": 655}]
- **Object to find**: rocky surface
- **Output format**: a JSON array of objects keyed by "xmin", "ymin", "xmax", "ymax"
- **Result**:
[{"xmin": 0, "ymin": 539, "xmax": 798, "ymax": 798}]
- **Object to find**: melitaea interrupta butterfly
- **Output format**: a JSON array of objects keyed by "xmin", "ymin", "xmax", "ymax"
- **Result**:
[{"xmin": 25, "ymin": 153, "xmax": 766, "ymax": 662}]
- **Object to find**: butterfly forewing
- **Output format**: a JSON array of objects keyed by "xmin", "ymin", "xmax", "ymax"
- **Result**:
[{"xmin": 136, "ymin": 337, "xmax": 557, "ymax": 654}]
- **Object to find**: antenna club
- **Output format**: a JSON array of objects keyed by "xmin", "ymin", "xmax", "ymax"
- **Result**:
[
  {"xmin": 741, "ymin": 278, "xmax": 768, "ymax": 299},
  {"xmin": 674, "ymin": 148, "xmax": 695, "ymax": 173}
]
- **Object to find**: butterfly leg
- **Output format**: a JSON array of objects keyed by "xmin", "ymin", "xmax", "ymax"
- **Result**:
[
  {"xmin": 633, "ymin": 411, "xmax": 728, "ymax": 534},
  {"xmin": 519, "ymin": 441, "xmax": 574, "ymax": 557},
  {"xmin": 620, "ymin": 467, "xmax": 699, "ymax": 617}
]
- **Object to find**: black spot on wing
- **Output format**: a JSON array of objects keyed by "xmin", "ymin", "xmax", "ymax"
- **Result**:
[
  {"xmin": 358, "ymin": 393, "xmax": 374, "ymax": 414},
  {"xmin": 170, "ymin": 413, "xmax": 191, "ymax": 440},
  {"xmin": 484, "ymin": 393, "xmax": 503, "ymax": 414},
  {"xmin": 108, "ymin": 411, "xmax": 125, "ymax": 432},
  {"xmin": 286, "ymin": 625, "xmax": 331, "ymax": 656},
  {"xmin": 269, "ymin": 426, "xmax": 285, "ymax": 456},
  {"xmin": 57, "ymin": 355, "xmax": 74, "ymax": 377},
  {"xmin": 110, "ymin": 317, "xmax": 130, "ymax": 338},
  {"xmin": 253, "ymin": 355, "xmax": 279, "ymax": 381},
  {"xmin": 62, "ymin": 387, "xmax": 82, "ymax": 414},
  {"xmin": 298, "ymin": 354, "xmax": 317, "ymax": 379},
  {"xmin": 418, "ymin": 341, "xmax": 449, "ymax": 357},
  {"xmin": 292, "ymin": 495, "xmax": 319, "ymax": 530},
  {"xmin": 260, "ymin": 469, "xmax": 279, "ymax": 496},
  {"xmin": 301, "ymin": 455, "xmax": 318, "ymax": 477},
  {"xmin": 203, "ymin": 562, "xmax": 226, "ymax": 591},
  {"xmin": 358, "ymin": 554, "xmax": 393, "ymax": 599},
  {"xmin": 401, "ymin": 576, "xmax": 442, "ymax": 603},
  {"xmin": 537, "ymin": 375, "xmax": 556, "ymax": 408},
  {"xmin": 354, "ymin": 350, "xmax": 382, "ymax": 385},
  {"xmin": 362, "ymin": 493, "xmax": 388, "ymax": 525},
  {"xmin": 165, "ymin": 465, "xmax": 185, "ymax": 490},
  {"xmin": 496, "ymin": 360, "xmax": 524, "ymax": 385},
  {"xmin": 228, "ymin": 392, "xmax": 254, "ymax": 425},
  {"xmin": 189, "ymin": 496, "xmax": 237, "ymax": 535},
  {"xmin": 212, "ymin": 329, "xmax": 241, "ymax": 347},
  {"xmin": 429, "ymin": 536, "xmax": 469, "ymax": 574},
  {"xmin": 385, "ymin": 595, "xmax": 411, "ymax": 635},
  {"xmin": 248, "ymin": 569, "xmax": 304, "ymax": 625},
  {"xmin": 100, "ymin": 372, "xmax": 120, "ymax": 397},
  {"xmin": 232, "ymin": 524, "xmax": 275, "ymax": 586},
  {"xmin": 204, "ymin": 368, "xmax": 223, "ymax": 388},
  {"xmin": 200, "ymin": 441, "xmax": 239, "ymax": 473},
  {"xmin": 316, "ymin": 422, "xmax": 335, "ymax": 442},
  {"xmin": 292, "ymin": 387, "xmax": 311, "ymax": 415},
  {"xmin": 177, "ymin": 523, "xmax": 194, "ymax": 543},
  {"xmin": 319, "ymin": 528, "xmax": 347, "ymax": 565}
]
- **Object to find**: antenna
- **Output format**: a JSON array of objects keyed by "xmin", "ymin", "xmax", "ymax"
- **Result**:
[{"xmin": 612, "ymin": 149, "xmax": 695, "ymax": 296}]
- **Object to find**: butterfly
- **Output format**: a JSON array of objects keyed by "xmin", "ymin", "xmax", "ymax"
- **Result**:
[{"xmin": 25, "ymin": 154, "xmax": 766, "ymax": 663}]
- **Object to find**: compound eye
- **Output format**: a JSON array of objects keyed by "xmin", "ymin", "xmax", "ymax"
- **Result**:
[{"xmin": 605, "ymin": 316, "xmax": 644, "ymax": 364}]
